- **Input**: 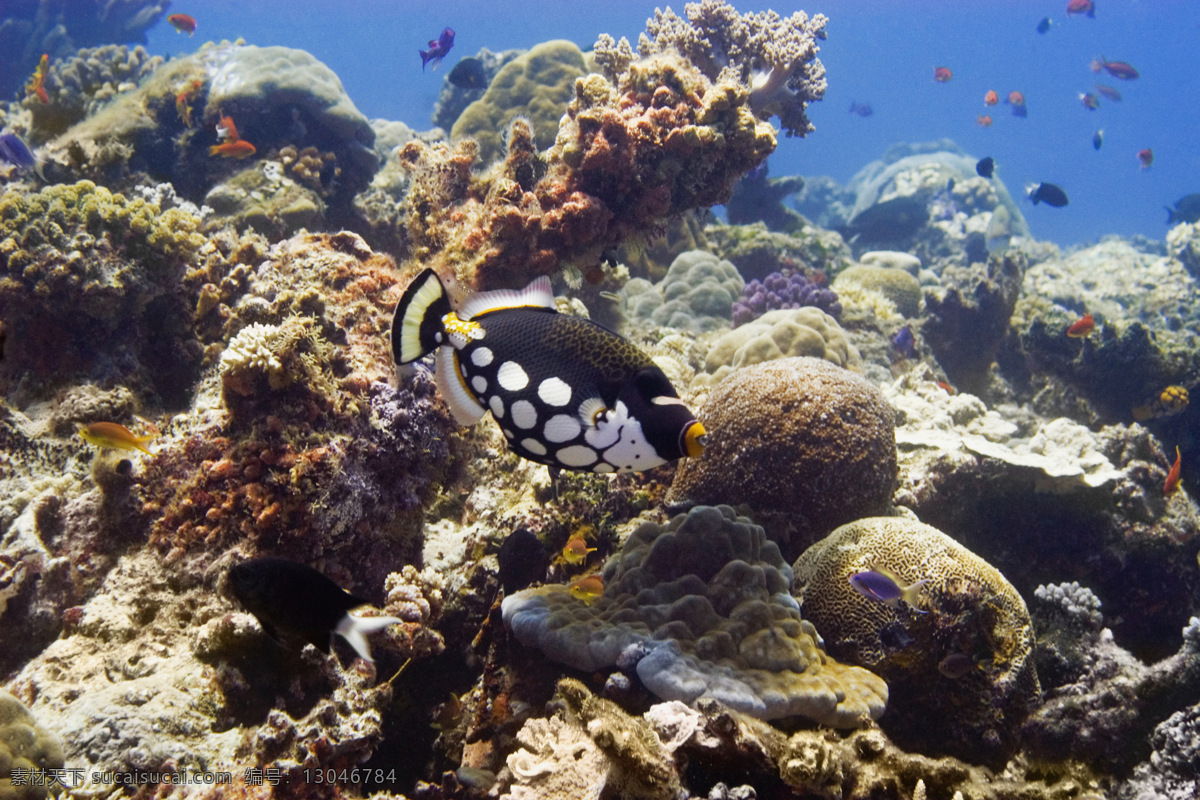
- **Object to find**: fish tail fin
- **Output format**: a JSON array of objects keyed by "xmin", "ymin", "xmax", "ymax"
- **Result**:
[
  {"xmin": 901, "ymin": 579, "xmax": 930, "ymax": 609},
  {"xmin": 335, "ymin": 613, "xmax": 401, "ymax": 663},
  {"xmin": 392, "ymin": 269, "xmax": 453, "ymax": 364},
  {"xmin": 1166, "ymin": 207, "xmax": 1176, "ymax": 224}
]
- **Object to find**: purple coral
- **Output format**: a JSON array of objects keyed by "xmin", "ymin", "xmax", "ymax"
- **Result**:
[{"xmin": 732, "ymin": 269, "xmax": 841, "ymax": 326}]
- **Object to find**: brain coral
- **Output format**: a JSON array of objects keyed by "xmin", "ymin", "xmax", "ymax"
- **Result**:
[
  {"xmin": 451, "ymin": 40, "xmax": 588, "ymax": 165},
  {"xmin": 671, "ymin": 358, "xmax": 895, "ymax": 547},
  {"xmin": 694, "ymin": 307, "xmax": 860, "ymax": 391},
  {"xmin": 503, "ymin": 505, "xmax": 888, "ymax": 727},
  {"xmin": 0, "ymin": 690, "xmax": 65, "ymax": 800},
  {"xmin": 793, "ymin": 516, "xmax": 1041, "ymax": 767}
]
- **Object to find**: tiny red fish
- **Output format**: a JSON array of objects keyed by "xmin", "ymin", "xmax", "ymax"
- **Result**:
[
  {"xmin": 1079, "ymin": 92, "xmax": 1099, "ymax": 110},
  {"xmin": 1164, "ymin": 446, "xmax": 1182, "ymax": 496},
  {"xmin": 936, "ymin": 381, "xmax": 956, "ymax": 395},
  {"xmin": 175, "ymin": 79, "xmax": 202, "ymax": 127},
  {"xmin": 26, "ymin": 54, "xmax": 49, "ymax": 104},
  {"xmin": 1066, "ymin": 0, "xmax": 1095, "ymax": 18},
  {"xmin": 1094, "ymin": 84, "xmax": 1122, "ymax": 102},
  {"xmin": 1006, "ymin": 90, "xmax": 1027, "ymax": 118},
  {"xmin": 933, "ymin": 66, "xmax": 952, "ymax": 83},
  {"xmin": 168, "ymin": 13, "xmax": 197, "ymax": 36},
  {"xmin": 1137, "ymin": 148, "xmax": 1154, "ymax": 170},
  {"xmin": 976, "ymin": 115, "xmax": 993, "ymax": 128},
  {"xmin": 1067, "ymin": 313, "xmax": 1095, "ymax": 338},
  {"xmin": 1094, "ymin": 57, "xmax": 1139, "ymax": 80},
  {"xmin": 216, "ymin": 112, "xmax": 240, "ymax": 142},
  {"xmin": 983, "ymin": 89, "xmax": 998, "ymax": 106},
  {"xmin": 209, "ymin": 140, "xmax": 256, "ymax": 159}
]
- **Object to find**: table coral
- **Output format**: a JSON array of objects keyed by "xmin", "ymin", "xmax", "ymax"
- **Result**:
[
  {"xmin": 503, "ymin": 505, "xmax": 888, "ymax": 727},
  {"xmin": 794, "ymin": 516, "xmax": 1041, "ymax": 767},
  {"xmin": 670, "ymin": 358, "xmax": 894, "ymax": 546},
  {"xmin": 451, "ymin": 40, "xmax": 589, "ymax": 165},
  {"xmin": 0, "ymin": 690, "xmax": 64, "ymax": 800},
  {"xmin": 0, "ymin": 180, "xmax": 205, "ymax": 403},
  {"xmin": 402, "ymin": 0, "xmax": 820, "ymax": 291}
]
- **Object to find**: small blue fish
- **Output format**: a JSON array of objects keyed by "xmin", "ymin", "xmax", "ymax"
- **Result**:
[
  {"xmin": 849, "ymin": 567, "xmax": 928, "ymax": 612},
  {"xmin": 0, "ymin": 131, "xmax": 41, "ymax": 178},
  {"xmin": 848, "ymin": 101, "xmax": 873, "ymax": 118},
  {"xmin": 420, "ymin": 27, "xmax": 455, "ymax": 71},
  {"xmin": 890, "ymin": 325, "xmax": 917, "ymax": 359}
]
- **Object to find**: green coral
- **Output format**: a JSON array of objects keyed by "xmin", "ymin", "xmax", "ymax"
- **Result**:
[
  {"xmin": 832, "ymin": 264, "xmax": 922, "ymax": 318},
  {"xmin": 204, "ymin": 160, "xmax": 325, "ymax": 239},
  {"xmin": 451, "ymin": 40, "xmax": 588, "ymax": 165},
  {"xmin": 0, "ymin": 690, "xmax": 65, "ymax": 800}
]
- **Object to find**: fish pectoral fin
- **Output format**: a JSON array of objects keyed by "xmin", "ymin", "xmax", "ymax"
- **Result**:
[
  {"xmin": 335, "ymin": 613, "xmax": 401, "ymax": 663},
  {"xmin": 578, "ymin": 396, "xmax": 608, "ymax": 429},
  {"xmin": 435, "ymin": 347, "xmax": 487, "ymax": 426}
]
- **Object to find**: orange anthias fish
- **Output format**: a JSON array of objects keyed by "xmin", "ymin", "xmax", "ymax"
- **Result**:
[
  {"xmin": 976, "ymin": 115, "xmax": 993, "ymax": 128},
  {"xmin": 1092, "ymin": 57, "xmax": 1139, "ymax": 80},
  {"xmin": 1164, "ymin": 446, "xmax": 1182, "ymax": 496},
  {"xmin": 568, "ymin": 574, "xmax": 604, "ymax": 605},
  {"xmin": 77, "ymin": 421, "xmax": 156, "ymax": 454},
  {"xmin": 1067, "ymin": 313, "xmax": 1095, "ymax": 338},
  {"xmin": 168, "ymin": 14, "xmax": 197, "ymax": 35},
  {"xmin": 209, "ymin": 140, "xmax": 257, "ymax": 159},
  {"xmin": 561, "ymin": 535, "xmax": 597, "ymax": 565},
  {"xmin": 26, "ymin": 54, "xmax": 49, "ymax": 104},
  {"xmin": 1138, "ymin": 148, "xmax": 1154, "ymax": 170},
  {"xmin": 175, "ymin": 80, "xmax": 202, "ymax": 127},
  {"xmin": 983, "ymin": 90, "xmax": 998, "ymax": 106},
  {"xmin": 933, "ymin": 66, "xmax": 952, "ymax": 83},
  {"xmin": 216, "ymin": 113, "xmax": 240, "ymax": 142},
  {"xmin": 1095, "ymin": 84, "xmax": 1122, "ymax": 102},
  {"xmin": 1066, "ymin": 0, "xmax": 1095, "ymax": 18}
]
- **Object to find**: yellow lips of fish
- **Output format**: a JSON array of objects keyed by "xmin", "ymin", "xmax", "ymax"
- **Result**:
[{"xmin": 77, "ymin": 421, "xmax": 156, "ymax": 454}]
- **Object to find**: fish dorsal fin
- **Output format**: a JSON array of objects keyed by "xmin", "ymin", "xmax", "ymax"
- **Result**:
[
  {"xmin": 459, "ymin": 275, "xmax": 555, "ymax": 320},
  {"xmin": 393, "ymin": 269, "xmax": 453, "ymax": 364},
  {"xmin": 435, "ymin": 346, "xmax": 487, "ymax": 426}
]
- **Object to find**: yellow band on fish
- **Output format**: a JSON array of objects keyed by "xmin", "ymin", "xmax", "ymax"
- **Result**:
[
  {"xmin": 442, "ymin": 312, "xmax": 484, "ymax": 344},
  {"xmin": 684, "ymin": 421, "xmax": 707, "ymax": 458}
]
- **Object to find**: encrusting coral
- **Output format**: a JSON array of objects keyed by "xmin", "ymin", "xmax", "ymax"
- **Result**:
[
  {"xmin": 0, "ymin": 690, "xmax": 64, "ymax": 800},
  {"xmin": 670, "ymin": 358, "xmax": 895, "ymax": 547},
  {"xmin": 400, "ymin": 0, "xmax": 826, "ymax": 291},
  {"xmin": 503, "ymin": 505, "xmax": 888, "ymax": 727},
  {"xmin": 794, "ymin": 516, "xmax": 1041, "ymax": 767}
]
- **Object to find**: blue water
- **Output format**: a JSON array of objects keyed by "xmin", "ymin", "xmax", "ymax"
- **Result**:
[{"xmin": 142, "ymin": 0, "xmax": 1200, "ymax": 249}]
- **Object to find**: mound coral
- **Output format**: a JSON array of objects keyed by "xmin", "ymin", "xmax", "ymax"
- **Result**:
[
  {"xmin": 24, "ymin": 45, "xmax": 164, "ymax": 139},
  {"xmin": 401, "ymin": 0, "xmax": 826, "ymax": 290},
  {"xmin": 503, "ymin": 505, "xmax": 888, "ymax": 726},
  {"xmin": 670, "ymin": 358, "xmax": 895, "ymax": 545},
  {"xmin": 621, "ymin": 250, "xmax": 744, "ymax": 333},
  {"xmin": 0, "ymin": 690, "xmax": 65, "ymax": 800},
  {"xmin": 830, "ymin": 264, "xmax": 921, "ymax": 318},
  {"xmin": 794, "ymin": 516, "xmax": 1041, "ymax": 767},
  {"xmin": 732, "ymin": 268, "xmax": 841, "ymax": 326}
]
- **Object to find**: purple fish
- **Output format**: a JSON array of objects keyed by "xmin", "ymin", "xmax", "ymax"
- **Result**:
[
  {"xmin": 848, "ymin": 568, "xmax": 928, "ymax": 612},
  {"xmin": 0, "ymin": 131, "xmax": 37, "ymax": 173},
  {"xmin": 890, "ymin": 325, "xmax": 917, "ymax": 359},
  {"xmin": 420, "ymin": 27, "xmax": 455, "ymax": 71}
]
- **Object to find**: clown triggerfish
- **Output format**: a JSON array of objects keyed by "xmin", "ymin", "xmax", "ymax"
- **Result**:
[{"xmin": 392, "ymin": 269, "xmax": 707, "ymax": 473}]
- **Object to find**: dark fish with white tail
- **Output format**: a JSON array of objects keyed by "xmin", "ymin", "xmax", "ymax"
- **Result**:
[
  {"xmin": 228, "ymin": 557, "xmax": 399, "ymax": 663},
  {"xmin": 392, "ymin": 269, "xmax": 706, "ymax": 473}
]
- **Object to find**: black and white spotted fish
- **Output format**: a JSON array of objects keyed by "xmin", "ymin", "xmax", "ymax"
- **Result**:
[{"xmin": 392, "ymin": 269, "xmax": 707, "ymax": 473}]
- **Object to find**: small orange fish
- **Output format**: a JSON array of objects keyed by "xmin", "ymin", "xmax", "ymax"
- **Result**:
[
  {"xmin": 568, "ymin": 574, "xmax": 604, "ymax": 605},
  {"xmin": 216, "ymin": 112, "xmax": 240, "ymax": 142},
  {"xmin": 933, "ymin": 66, "xmax": 952, "ymax": 83},
  {"xmin": 562, "ymin": 535, "xmax": 597, "ymax": 565},
  {"xmin": 1137, "ymin": 148, "xmax": 1154, "ymax": 170},
  {"xmin": 77, "ymin": 421, "xmax": 156, "ymax": 454},
  {"xmin": 1067, "ymin": 313, "xmax": 1095, "ymax": 338},
  {"xmin": 1095, "ymin": 84, "xmax": 1122, "ymax": 102},
  {"xmin": 976, "ymin": 115, "xmax": 993, "ymax": 128},
  {"xmin": 168, "ymin": 13, "xmax": 197, "ymax": 35},
  {"xmin": 1007, "ymin": 91, "xmax": 1025, "ymax": 106},
  {"xmin": 936, "ymin": 381, "xmax": 956, "ymax": 395},
  {"xmin": 983, "ymin": 90, "xmax": 998, "ymax": 106},
  {"xmin": 1164, "ymin": 446, "xmax": 1182, "ymax": 496},
  {"xmin": 26, "ymin": 54, "xmax": 49, "ymax": 104},
  {"xmin": 209, "ymin": 140, "xmax": 256, "ymax": 159},
  {"xmin": 175, "ymin": 80, "xmax": 202, "ymax": 127}
]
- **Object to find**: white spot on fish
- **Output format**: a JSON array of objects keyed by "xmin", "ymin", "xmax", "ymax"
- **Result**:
[
  {"xmin": 471, "ymin": 347, "xmax": 494, "ymax": 367},
  {"xmin": 512, "ymin": 400, "xmax": 538, "ymax": 429},
  {"xmin": 497, "ymin": 361, "xmax": 529, "ymax": 391},
  {"xmin": 471, "ymin": 376, "xmax": 488, "ymax": 394},
  {"xmin": 544, "ymin": 414, "xmax": 581, "ymax": 443},
  {"xmin": 602, "ymin": 417, "xmax": 663, "ymax": 472},
  {"xmin": 489, "ymin": 395, "xmax": 505, "ymax": 418},
  {"xmin": 556, "ymin": 445, "xmax": 598, "ymax": 468},
  {"xmin": 520, "ymin": 438, "xmax": 547, "ymax": 456},
  {"xmin": 538, "ymin": 377, "xmax": 572, "ymax": 407},
  {"xmin": 593, "ymin": 462, "xmax": 615, "ymax": 474}
]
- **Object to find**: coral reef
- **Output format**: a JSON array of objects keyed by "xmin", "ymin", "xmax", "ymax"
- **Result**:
[
  {"xmin": 0, "ymin": 690, "xmax": 64, "ymax": 800},
  {"xmin": 922, "ymin": 250, "xmax": 1025, "ymax": 394},
  {"xmin": 705, "ymin": 220, "xmax": 854, "ymax": 282},
  {"xmin": 203, "ymin": 158, "xmax": 327, "ymax": 240},
  {"xmin": 432, "ymin": 47, "xmax": 522, "ymax": 132},
  {"xmin": 732, "ymin": 268, "xmax": 841, "ymax": 326},
  {"xmin": 451, "ymin": 40, "xmax": 588, "ymax": 165},
  {"xmin": 404, "ymin": 0, "xmax": 826, "ymax": 291},
  {"xmin": 831, "ymin": 264, "xmax": 921, "ymax": 318},
  {"xmin": 669, "ymin": 358, "xmax": 896, "ymax": 547},
  {"xmin": 726, "ymin": 162, "xmax": 807, "ymax": 232},
  {"xmin": 794, "ymin": 516, "xmax": 1041, "ymax": 767},
  {"xmin": 1167, "ymin": 220, "xmax": 1200, "ymax": 278},
  {"xmin": 693, "ymin": 307, "xmax": 860, "ymax": 391},
  {"xmin": 1117, "ymin": 703, "xmax": 1200, "ymax": 799},
  {"xmin": 503, "ymin": 505, "xmax": 888, "ymax": 726},
  {"xmin": 620, "ymin": 250, "xmax": 744, "ymax": 334},
  {"xmin": 23, "ymin": 45, "xmax": 164, "ymax": 139},
  {"xmin": 1031, "ymin": 581, "xmax": 1106, "ymax": 691},
  {"xmin": 0, "ymin": 180, "xmax": 206, "ymax": 404}
]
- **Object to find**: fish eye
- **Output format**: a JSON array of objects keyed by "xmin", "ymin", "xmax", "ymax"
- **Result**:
[{"xmin": 697, "ymin": 434, "xmax": 709, "ymax": 447}]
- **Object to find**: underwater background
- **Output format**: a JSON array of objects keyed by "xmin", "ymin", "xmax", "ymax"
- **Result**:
[{"xmin": 2, "ymin": 1, "xmax": 1200, "ymax": 799}]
